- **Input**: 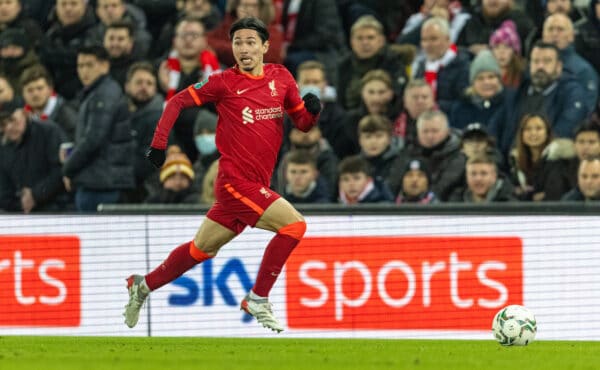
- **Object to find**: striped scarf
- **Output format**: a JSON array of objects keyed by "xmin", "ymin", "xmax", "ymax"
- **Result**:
[
  {"xmin": 24, "ymin": 92, "xmax": 58, "ymax": 121},
  {"xmin": 166, "ymin": 49, "xmax": 221, "ymax": 100}
]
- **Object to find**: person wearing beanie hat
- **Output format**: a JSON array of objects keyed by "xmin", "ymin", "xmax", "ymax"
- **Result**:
[
  {"xmin": 450, "ymin": 50, "xmax": 514, "ymax": 133},
  {"xmin": 146, "ymin": 145, "xmax": 199, "ymax": 204},
  {"xmin": 396, "ymin": 158, "xmax": 438, "ymax": 204},
  {"xmin": 469, "ymin": 49, "xmax": 501, "ymax": 85},
  {"xmin": 490, "ymin": 20, "xmax": 526, "ymax": 88}
]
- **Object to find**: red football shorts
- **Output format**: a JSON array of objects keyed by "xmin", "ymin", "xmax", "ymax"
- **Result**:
[{"xmin": 206, "ymin": 177, "xmax": 280, "ymax": 234}]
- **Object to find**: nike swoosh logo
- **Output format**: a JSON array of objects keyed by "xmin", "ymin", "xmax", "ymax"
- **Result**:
[{"xmin": 237, "ymin": 88, "xmax": 249, "ymax": 95}]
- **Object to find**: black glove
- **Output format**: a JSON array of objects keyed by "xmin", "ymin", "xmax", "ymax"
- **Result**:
[
  {"xmin": 145, "ymin": 147, "xmax": 166, "ymax": 168},
  {"xmin": 303, "ymin": 92, "xmax": 322, "ymax": 115}
]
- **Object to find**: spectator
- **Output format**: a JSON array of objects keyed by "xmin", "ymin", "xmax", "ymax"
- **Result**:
[
  {"xmin": 504, "ymin": 41, "xmax": 590, "ymax": 155},
  {"xmin": 20, "ymin": 65, "xmax": 78, "ymax": 141},
  {"xmin": 490, "ymin": 20, "xmax": 525, "ymax": 88},
  {"xmin": 449, "ymin": 155, "xmax": 515, "ymax": 202},
  {"xmin": 192, "ymin": 109, "xmax": 220, "ymax": 185},
  {"xmin": 282, "ymin": 149, "xmax": 330, "ymax": 204},
  {"xmin": 346, "ymin": 69, "xmax": 402, "ymax": 153},
  {"xmin": 394, "ymin": 158, "xmax": 438, "ymax": 204},
  {"xmin": 89, "ymin": 0, "xmax": 153, "ymax": 58},
  {"xmin": 394, "ymin": 78, "xmax": 435, "ymax": 148},
  {"xmin": 0, "ymin": 28, "xmax": 39, "ymax": 91},
  {"xmin": 337, "ymin": 15, "xmax": 406, "ymax": 110},
  {"xmin": 561, "ymin": 156, "xmax": 600, "ymax": 201},
  {"xmin": 104, "ymin": 21, "xmax": 139, "ymax": 88},
  {"xmin": 146, "ymin": 145, "xmax": 199, "ymax": 204},
  {"xmin": 273, "ymin": 124, "xmax": 338, "ymax": 200},
  {"xmin": 526, "ymin": 0, "xmax": 584, "ymax": 53},
  {"xmin": 357, "ymin": 114, "xmax": 399, "ymax": 184},
  {"xmin": 509, "ymin": 113, "xmax": 575, "ymax": 201},
  {"xmin": 40, "ymin": 0, "xmax": 98, "ymax": 100},
  {"xmin": 62, "ymin": 45, "xmax": 134, "ymax": 212},
  {"xmin": 295, "ymin": 60, "xmax": 352, "ymax": 160},
  {"xmin": 282, "ymin": 0, "xmax": 346, "ymax": 81},
  {"xmin": 200, "ymin": 158, "xmax": 218, "ymax": 205},
  {"xmin": 0, "ymin": 98, "xmax": 67, "ymax": 212},
  {"xmin": 575, "ymin": 0, "xmax": 600, "ymax": 76},
  {"xmin": 153, "ymin": 0, "xmax": 221, "ymax": 58},
  {"xmin": 457, "ymin": 0, "xmax": 534, "ymax": 56},
  {"xmin": 207, "ymin": 0, "xmax": 283, "ymax": 66},
  {"xmin": 123, "ymin": 62, "xmax": 164, "ymax": 203},
  {"xmin": 397, "ymin": 0, "xmax": 471, "ymax": 46},
  {"xmin": 564, "ymin": 120, "xmax": 600, "ymax": 190},
  {"xmin": 0, "ymin": 74, "xmax": 15, "ymax": 103},
  {"xmin": 0, "ymin": 0, "xmax": 43, "ymax": 48},
  {"xmin": 388, "ymin": 109, "xmax": 466, "ymax": 201},
  {"xmin": 450, "ymin": 49, "xmax": 516, "ymax": 133},
  {"xmin": 157, "ymin": 16, "xmax": 221, "ymax": 162},
  {"xmin": 337, "ymin": 155, "xmax": 393, "ymax": 204},
  {"xmin": 413, "ymin": 17, "xmax": 470, "ymax": 113},
  {"xmin": 542, "ymin": 12, "xmax": 598, "ymax": 111},
  {"xmin": 461, "ymin": 122, "xmax": 506, "ymax": 172}
]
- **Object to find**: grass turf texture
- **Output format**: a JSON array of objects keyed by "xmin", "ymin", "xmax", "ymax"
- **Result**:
[{"xmin": 1, "ymin": 337, "xmax": 599, "ymax": 370}]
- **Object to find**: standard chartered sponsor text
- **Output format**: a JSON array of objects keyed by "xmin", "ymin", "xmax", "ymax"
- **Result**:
[{"xmin": 255, "ymin": 106, "xmax": 283, "ymax": 120}]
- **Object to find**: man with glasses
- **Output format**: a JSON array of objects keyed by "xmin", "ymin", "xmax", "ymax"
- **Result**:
[{"xmin": 158, "ymin": 16, "xmax": 222, "ymax": 161}]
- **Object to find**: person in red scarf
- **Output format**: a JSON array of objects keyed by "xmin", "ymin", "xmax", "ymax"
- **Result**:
[
  {"xmin": 157, "ymin": 16, "xmax": 222, "ymax": 161},
  {"xmin": 20, "ymin": 64, "xmax": 77, "ymax": 141}
]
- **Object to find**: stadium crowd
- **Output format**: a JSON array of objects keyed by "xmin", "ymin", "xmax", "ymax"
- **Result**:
[{"xmin": 1, "ymin": 0, "xmax": 600, "ymax": 212}]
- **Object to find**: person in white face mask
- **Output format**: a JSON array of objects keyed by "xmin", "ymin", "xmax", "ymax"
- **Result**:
[{"xmin": 192, "ymin": 109, "xmax": 220, "ymax": 186}]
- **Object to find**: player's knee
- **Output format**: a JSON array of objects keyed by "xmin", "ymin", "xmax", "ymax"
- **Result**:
[
  {"xmin": 193, "ymin": 237, "xmax": 219, "ymax": 257},
  {"xmin": 278, "ymin": 220, "xmax": 306, "ymax": 240}
]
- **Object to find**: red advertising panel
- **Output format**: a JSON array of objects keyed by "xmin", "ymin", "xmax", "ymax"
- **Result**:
[
  {"xmin": 0, "ymin": 236, "xmax": 81, "ymax": 326},
  {"xmin": 286, "ymin": 237, "xmax": 522, "ymax": 330}
]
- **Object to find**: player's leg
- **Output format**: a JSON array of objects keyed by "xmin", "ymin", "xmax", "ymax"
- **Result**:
[
  {"xmin": 124, "ymin": 217, "xmax": 237, "ymax": 328},
  {"xmin": 240, "ymin": 197, "xmax": 306, "ymax": 332}
]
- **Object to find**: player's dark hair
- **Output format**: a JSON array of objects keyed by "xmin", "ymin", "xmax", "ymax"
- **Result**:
[
  {"xmin": 78, "ymin": 45, "xmax": 110, "ymax": 62},
  {"xmin": 229, "ymin": 17, "xmax": 269, "ymax": 42}
]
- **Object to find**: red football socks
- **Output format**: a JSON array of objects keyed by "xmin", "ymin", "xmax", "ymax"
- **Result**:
[
  {"xmin": 252, "ymin": 233, "xmax": 300, "ymax": 297},
  {"xmin": 145, "ymin": 241, "xmax": 211, "ymax": 291}
]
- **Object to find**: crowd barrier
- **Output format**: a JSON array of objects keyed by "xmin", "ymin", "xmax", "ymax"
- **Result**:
[{"xmin": 1, "ymin": 203, "xmax": 599, "ymax": 340}]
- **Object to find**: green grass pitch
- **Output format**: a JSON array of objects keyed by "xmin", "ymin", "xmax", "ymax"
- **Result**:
[{"xmin": 1, "ymin": 336, "xmax": 599, "ymax": 370}]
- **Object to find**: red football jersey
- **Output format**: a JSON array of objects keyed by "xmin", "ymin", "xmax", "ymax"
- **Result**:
[{"xmin": 151, "ymin": 64, "xmax": 318, "ymax": 185}]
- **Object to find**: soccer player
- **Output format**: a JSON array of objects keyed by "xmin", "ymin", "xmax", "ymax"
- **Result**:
[{"xmin": 123, "ymin": 17, "xmax": 321, "ymax": 333}]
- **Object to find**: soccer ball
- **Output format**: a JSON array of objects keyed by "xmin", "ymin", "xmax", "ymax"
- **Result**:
[{"xmin": 492, "ymin": 305, "xmax": 537, "ymax": 346}]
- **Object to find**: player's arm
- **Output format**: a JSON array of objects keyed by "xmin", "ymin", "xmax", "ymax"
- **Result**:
[{"xmin": 146, "ymin": 86, "xmax": 205, "ymax": 167}]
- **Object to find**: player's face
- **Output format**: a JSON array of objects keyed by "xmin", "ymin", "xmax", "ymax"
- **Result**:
[
  {"xmin": 402, "ymin": 170, "xmax": 428, "ymax": 197},
  {"xmin": 232, "ymin": 29, "xmax": 269, "ymax": 75},
  {"xmin": 359, "ymin": 131, "xmax": 390, "ymax": 157},
  {"xmin": 466, "ymin": 162, "xmax": 497, "ymax": 199}
]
